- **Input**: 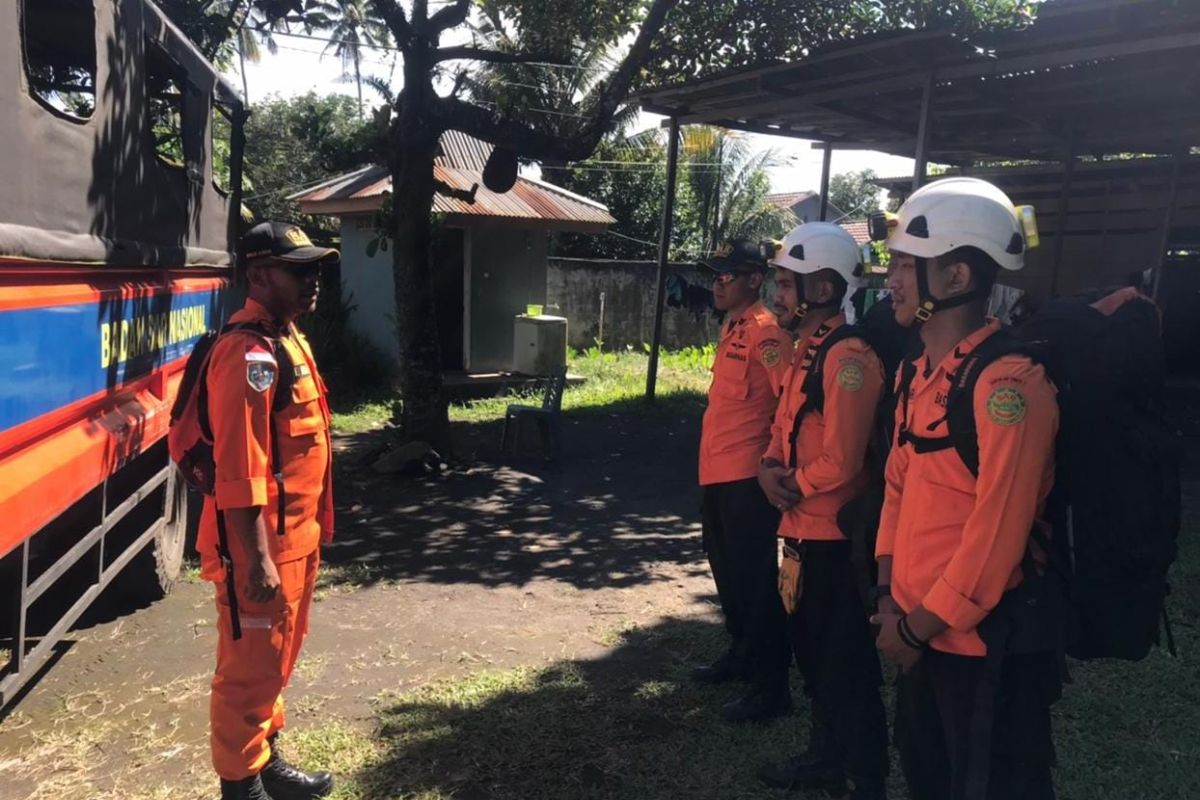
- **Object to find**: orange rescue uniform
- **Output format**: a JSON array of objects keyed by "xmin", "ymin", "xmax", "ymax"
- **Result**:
[
  {"xmin": 876, "ymin": 321, "xmax": 1057, "ymax": 657},
  {"xmin": 764, "ymin": 315, "xmax": 885, "ymax": 541},
  {"xmin": 699, "ymin": 301, "xmax": 791, "ymax": 485},
  {"xmin": 198, "ymin": 298, "xmax": 334, "ymax": 780}
]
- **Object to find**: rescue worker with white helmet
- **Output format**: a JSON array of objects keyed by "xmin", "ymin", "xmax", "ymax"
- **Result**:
[
  {"xmin": 869, "ymin": 178, "xmax": 1061, "ymax": 799},
  {"xmin": 756, "ymin": 223, "xmax": 890, "ymax": 798}
]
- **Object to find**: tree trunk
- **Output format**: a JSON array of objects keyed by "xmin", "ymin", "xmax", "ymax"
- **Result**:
[
  {"xmin": 354, "ymin": 51, "xmax": 364, "ymax": 119},
  {"xmin": 238, "ymin": 38, "xmax": 250, "ymax": 104},
  {"xmin": 388, "ymin": 132, "xmax": 450, "ymax": 451}
]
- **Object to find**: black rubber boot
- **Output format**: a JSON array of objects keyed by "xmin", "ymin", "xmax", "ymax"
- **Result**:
[
  {"xmin": 845, "ymin": 776, "xmax": 888, "ymax": 800},
  {"xmin": 756, "ymin": 751, "xmax": 845, "ymax": 791},
  {"xmin": 721, "ymin": 685, "xmax": 792, "ymax": 724},
  {"xmin": 260, "ymin": 735, "xmax": 334, "ymax": 800},
  {"xmin": 690, "ymin": 641, "xmax": 751, "ymax": 684},
  {"xmin": 220, "ymin": 775, "xmax": 275, "ymax": 800}
]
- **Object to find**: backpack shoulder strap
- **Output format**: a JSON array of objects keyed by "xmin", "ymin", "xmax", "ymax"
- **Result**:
[
  {"xmin": 797, "ymin": 323, "xmax": 869, "ymax": 417},
  {"xmin": 200, "ymin": 320, "xmax": 296, "ymax": 538},
  {"xmin": 943, "ymin": 331, "xmax": 1035, "ymax": 477}
]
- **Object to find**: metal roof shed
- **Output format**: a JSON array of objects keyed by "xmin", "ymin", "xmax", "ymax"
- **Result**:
[{"xmin": 634, "ymin": 0, "xmax": 1200, "ymax": 396}]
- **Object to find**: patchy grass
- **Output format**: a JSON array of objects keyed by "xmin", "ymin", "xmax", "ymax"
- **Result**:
[
  {"xmin": 330, "ymin": 346, "xmax": 713, "ymax": 434},
  {"xmin": 268, "ymin": 520, "xmax": 1199, "ymax": 800}
]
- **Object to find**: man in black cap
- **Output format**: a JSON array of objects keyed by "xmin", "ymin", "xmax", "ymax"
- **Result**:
[
  {"xmin": 199, "ymin": 222, "xmax": 339, "ymax": 800},
  {"xmin": 692, "ymin": 239, "xmax": 794, "ymax": 723}
]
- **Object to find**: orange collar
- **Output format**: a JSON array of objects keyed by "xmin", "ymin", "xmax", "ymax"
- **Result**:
[{"xmin": 920, "ymin": 319, "xmax": 1001, "ymax": 381}]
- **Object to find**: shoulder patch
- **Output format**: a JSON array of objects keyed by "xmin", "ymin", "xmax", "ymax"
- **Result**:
[
  {"xmin": 836, "ymin": 360, "xmax": 866, "ymax": 392},
  {"xmin": 245, "ymin": 344, "xmax": 278, "ymax": 393},
  {"xmin": 761, "ymin": 344, "xmax": 781, "ymax": 368},
  {"xmin": 986, "ymin": 385, "xmax": 1027, "ymax": 426}
]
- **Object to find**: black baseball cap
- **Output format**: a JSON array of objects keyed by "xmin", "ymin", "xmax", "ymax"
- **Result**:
[
  {"xmin": 702, "ymin": 239, "xmax": 768, "ymax": 273},
  {"xmin": 242, "ymin": 221, "xmax": 340, "ymax": 265}
]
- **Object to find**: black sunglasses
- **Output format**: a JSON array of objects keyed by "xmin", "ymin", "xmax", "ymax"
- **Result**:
[{"xmin": 276, "ymin": 261, "xmax": 323, "ymax": 279}]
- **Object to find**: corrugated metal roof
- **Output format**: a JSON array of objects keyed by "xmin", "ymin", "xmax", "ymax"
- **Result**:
[
  {"xmin": 766, "ymin": 191, "xmax": 815, "ymax": 210},
  {"xmin": 839, "ymin": 219, "xmax": 871, "ymax": 246},
  {"xmin": 296, "ymin": 166, "xmax": 614, "ymax": 231},
  {"xmin": 437, "ymin": 130, "xmax": 491, "ymax": 171}
]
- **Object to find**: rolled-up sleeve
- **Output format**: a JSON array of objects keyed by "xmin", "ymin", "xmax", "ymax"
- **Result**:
[
  {"xmin": 208, "ymin": 335, "xmax": 276, "ymax": 511},
  {"xmin": 921, "ymin": 358, "xmax": 1058, "ymax": 631}
]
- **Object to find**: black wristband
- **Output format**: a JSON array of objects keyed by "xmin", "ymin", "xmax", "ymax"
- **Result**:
[{"xmin": 897, "ymin": 616, "xmax": 927, "ymax": 650}]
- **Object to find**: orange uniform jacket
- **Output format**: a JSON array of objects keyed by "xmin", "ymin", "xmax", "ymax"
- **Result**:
[
  {"xmin": 876, "ymin": 321, "xmax": 1057, "ymax": 656},
  {"xmin": 196, "ymin": 298, "xmax": 334, "ymax": 577},
  {"xmin": 764, "ymin": 315, "xmax": 885, "ymax": 541},
  {"xmin": 699, "ymin": 301, "xmax": 792, "ymax": 486}
]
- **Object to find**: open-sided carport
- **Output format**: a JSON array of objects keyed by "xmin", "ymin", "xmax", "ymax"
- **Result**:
[{"xmin": 636, "ymin": 0, "xmax": 1200, "ymax": 396}]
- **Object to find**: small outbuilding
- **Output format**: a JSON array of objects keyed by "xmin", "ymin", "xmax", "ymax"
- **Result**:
[{"xmin": 295, "ymin": 131, "xmax": 614, "ymax": 374}]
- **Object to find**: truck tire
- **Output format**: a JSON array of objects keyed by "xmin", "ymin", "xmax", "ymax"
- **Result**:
[{"xmin": 125, "ymin": 470, "xmax": 188, "ymax": 601}]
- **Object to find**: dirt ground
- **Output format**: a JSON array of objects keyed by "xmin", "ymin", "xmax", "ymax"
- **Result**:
[
  {"xmin": 0, "ymin": 398, "xmax": 724, "ymax": 800},
  {"xmin": 3, "ymin": 388, "xmax": 1199, "ymax": 800}
]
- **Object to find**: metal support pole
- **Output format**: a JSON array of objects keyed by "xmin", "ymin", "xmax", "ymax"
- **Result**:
[
  {"xmin": 819, "ymin": 142, "xmax": 833, "ymax": 221},
  {"xmin": 228, "ymin": 105, "xmax": 250, "ymax": 250},
  {"xmin": 912, "ymin": 71, "xmax": 936, "ymax": 190},
  {"xmin": 646, "ymin": 117, "xmax": 681, "ymax": 401},
  {"xmin": 1049, "ymin": 138, "xmax": 1078, "ymax": 298},
  {"xmin": 1151, "ymin": 149, "xmax": 1185, "ymax": 302}
]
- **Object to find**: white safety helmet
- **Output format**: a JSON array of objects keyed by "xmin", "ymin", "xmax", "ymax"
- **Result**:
[
  {"xmin": 771, "ymin": 222, "xmax": 863, "ymax": 287},
  {"xmin": 769, "ymin": 222, "xmax": 863, "ymax": 321},
  {"xmin": 889, "ymin": 177, "xmax": 1026, "ymax": 272}
]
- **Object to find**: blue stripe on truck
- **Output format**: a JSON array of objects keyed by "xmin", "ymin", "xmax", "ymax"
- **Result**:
[{"xmin": 0, "ymin": 288, "xmax": 225, "ymax": 433}]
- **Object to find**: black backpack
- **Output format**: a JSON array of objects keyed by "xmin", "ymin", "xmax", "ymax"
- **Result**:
[
  {"xmin": 168, "ymin": 321, "xmax": 295, "ymax": 641},
  {"xmin": 788, "ymin": 296, "xmax": 913, "ymax": 601},
  {"xmin": 899, "ymin": 293, "xmax": 1181, "ymax": 661}
]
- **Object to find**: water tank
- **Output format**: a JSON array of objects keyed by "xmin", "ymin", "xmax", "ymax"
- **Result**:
[{"xmin": 513, "ymin": 314, "xmax": 567, "ymax": 375}]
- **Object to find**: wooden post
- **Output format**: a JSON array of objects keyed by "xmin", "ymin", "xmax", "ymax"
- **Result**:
[
  {"xmin": 819, "ymin": 142, "xmax": 833, "ymax": 221},
  {"xmin": 646, "ymin": 117, "xmax": 681, "ymax": 401},
  {"xmin": 912, "ymin": 71, "xmax": 935, "ymax": 189},
  {"xmin": 1151, "ymin": 149, "xmax": 1185, "ymax": 302},
  {"xmin": 1049, "ymin": 137, "xmax": 1078, "ymax": 298}
]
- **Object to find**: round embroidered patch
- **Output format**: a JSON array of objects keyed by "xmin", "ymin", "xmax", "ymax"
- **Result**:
[
  {"xmin": 987, "ymin": 386, "xmax": 1027, "ymax": 426},
  {"xmin": 837, "ymin": 362, "xmax": 865, "ymax": 392},
  {"xmin": 761, "ymin": 346, "xmax": 781, "ymax": 368}
]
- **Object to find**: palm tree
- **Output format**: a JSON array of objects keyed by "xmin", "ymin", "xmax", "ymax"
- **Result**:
[
  {"xmin": 310, "ymin": 0, "xmax": 391, "ymax": 118},
  {"xmin": 460, "ymin": 4, "xmax": 640, "ymax": 158},
  {"xmin": 678, "ymin": 126, "xmax": 794, "ymax": 257}
]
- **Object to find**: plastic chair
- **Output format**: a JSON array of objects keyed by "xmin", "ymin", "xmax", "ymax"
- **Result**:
[{"xmin": 501, "ymin": 366, "xmax": 567, "ymax": 457}]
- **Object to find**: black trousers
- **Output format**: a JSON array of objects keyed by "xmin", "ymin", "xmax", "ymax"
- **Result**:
[
  {"xmin": 700, "ymin": 479, "xmax": 790, "ymax": 689},
  {"xmin": 895, "ymin": 648, "xmax": 1060, "ymax": 800},
  {"xmin": 789, "ymin": 540, "xmax": 889, "ymax": 785}
]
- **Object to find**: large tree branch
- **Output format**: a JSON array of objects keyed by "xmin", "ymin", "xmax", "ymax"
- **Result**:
[
  {"xmin": 369, "ymin": 0, "xmax": 412, "ymax": 49},
  {"xmin": 433, "ymin": 96, "xmax": 604, "ymax": 163},
  {"xmin": 434, "ymin": 46, "xmax": 569, "ymax": 65},
  {"xmin": 429, "ymin": 0, "xmax": 677, "ymax": 162},
  {"xmin": 434, "ymin": 178, "xmax": 479, "ymax": 204},
  {"xmin": 427, "ymin": 0, "xmax": 471, "ymax": 34}
]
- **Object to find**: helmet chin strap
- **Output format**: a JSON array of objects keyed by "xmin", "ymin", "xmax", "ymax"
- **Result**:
[
  {"xmin": 913, "ymin": 257, "xmax": 987, "ymax": 324},
  {"xmin": 794, "ymin": 284, "xmax": 840, "ymax": 322}
]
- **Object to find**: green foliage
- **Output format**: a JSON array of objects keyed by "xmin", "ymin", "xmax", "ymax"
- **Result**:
[
  {"xmin": 298, "ymin": 276, "xmax": 395, "ymax": 403},
  {"xmin": 242, "ymin": 92, "xmax": 373, "ymax": 226},
  {"xmin": 550, "ymin": 127, "xmax": 789, "ymax": 261},
  {"xmin": 675, "ymin": 127, "xmax": 793, "ymax": 257},
  {"xmin": 550, "ymin": 134, "xmax": 667, "ymax": 259},
  {"xmin": 643, "ymin": 0, "xmax": 1038, "ymax": 84},
  {"xmin": 829, "ymin": 168, "xmax": 883, "ymax": 219}
]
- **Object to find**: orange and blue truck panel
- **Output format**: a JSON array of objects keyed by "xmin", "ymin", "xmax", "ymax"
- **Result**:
[{"xmin": 0, "ymin": 263, "xmax": 228, "ymax": 558}]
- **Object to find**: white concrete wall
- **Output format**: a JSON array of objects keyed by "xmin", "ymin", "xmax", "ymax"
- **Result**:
[{"xmin": 339, "ymin": 215, "xmax": 400, "ymax": 363}]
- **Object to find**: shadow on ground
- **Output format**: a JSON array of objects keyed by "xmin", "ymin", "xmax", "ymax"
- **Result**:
[{"xmin": 325, "ymin": 392, "xmax": 712, "ymax": 591}]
